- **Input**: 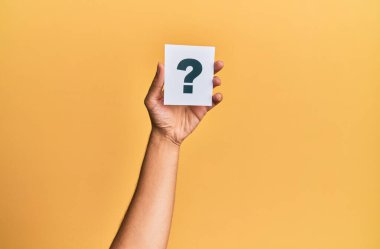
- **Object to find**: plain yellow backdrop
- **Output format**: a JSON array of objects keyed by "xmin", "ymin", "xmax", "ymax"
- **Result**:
[{"xmin": 1, "ymin": 0, "xmax": 379, "ymax": 248}]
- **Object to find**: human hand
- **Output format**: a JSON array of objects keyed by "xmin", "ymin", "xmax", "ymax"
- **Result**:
[{"xmin": 144, "ymin": 60, "xmax": 224, "ymax": 146}]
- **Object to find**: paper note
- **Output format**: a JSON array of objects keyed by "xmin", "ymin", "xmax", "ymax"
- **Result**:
[{"xmin": 164, "ymin": 44, "xmax": 215, "ymax": 106}]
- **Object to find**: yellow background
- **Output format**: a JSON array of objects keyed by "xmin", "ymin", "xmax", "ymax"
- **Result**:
[{"xmin": 1, "ymin": 0, "xmax": 379, "ymax": 248}]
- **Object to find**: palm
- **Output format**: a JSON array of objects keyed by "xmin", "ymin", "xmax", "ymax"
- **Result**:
[{"xmin": 149, "ymin": 100, "xmax": 209, "ymax": 143}]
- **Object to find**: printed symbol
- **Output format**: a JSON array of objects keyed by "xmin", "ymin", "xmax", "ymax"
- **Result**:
[{"xmin": 176, "ymin": 58, "xmax": 203, "ymax": 94}]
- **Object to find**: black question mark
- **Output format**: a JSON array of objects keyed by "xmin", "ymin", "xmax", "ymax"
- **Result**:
[{"xmin": 177, "ymin": 58, "xmax": 203, "ymax": 94}]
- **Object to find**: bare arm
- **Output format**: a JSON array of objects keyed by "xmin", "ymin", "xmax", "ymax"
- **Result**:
[{"xmin": 110, "ymin": 61, "xmax": 224, "ymax": 249}]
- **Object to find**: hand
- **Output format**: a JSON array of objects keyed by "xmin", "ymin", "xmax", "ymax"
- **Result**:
[{"xmin": 144, "ymin": 60, "xmax": 224, "ymax": 146}]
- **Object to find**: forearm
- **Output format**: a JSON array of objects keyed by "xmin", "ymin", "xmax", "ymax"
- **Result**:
[{"xmin": 111, "ymin": 129, "xmax": 180, "ymax": 249}]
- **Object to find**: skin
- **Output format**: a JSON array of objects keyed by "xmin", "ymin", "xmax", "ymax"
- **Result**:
[{"xmin": 110, "ymin": 60, "xmax": 224, "ymax": 249}]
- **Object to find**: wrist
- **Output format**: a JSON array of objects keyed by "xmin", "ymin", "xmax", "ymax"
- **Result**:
[{"xmin": 150, "ymin": 128, "xmax": 182, "ymax": 148}]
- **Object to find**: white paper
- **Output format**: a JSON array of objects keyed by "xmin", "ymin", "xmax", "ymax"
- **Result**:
[{"xmin": 164, "ymin": 44, "xmax": 215, "ymax": 106}]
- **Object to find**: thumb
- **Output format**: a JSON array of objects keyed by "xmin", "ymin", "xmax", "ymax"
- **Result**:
[{"xmin": 147, "ymin": 63, "xmax": 164, "ymax": 100}]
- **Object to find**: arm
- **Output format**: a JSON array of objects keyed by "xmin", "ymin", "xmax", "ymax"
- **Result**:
[{"xmin": 110, "ymin": 61, "xmax": 224, "ymax": 249}]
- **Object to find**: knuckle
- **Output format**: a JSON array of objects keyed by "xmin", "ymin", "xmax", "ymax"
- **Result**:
[
  {"xmin": 144, "ymin": 97, "xmax": 150, "ymax": 106},
  {"xmin": 144, "ymin": 97, "xmax": 153, "ymax": 108}
]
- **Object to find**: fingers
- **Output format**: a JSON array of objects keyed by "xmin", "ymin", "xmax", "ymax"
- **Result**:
[
  {"xmin": 209, "ymin": 61, "xmax": 223, "ymax": 111},
  {"xmin": 214, "ymin": 60, "xmax": 224, "ymax": 74},
  {"xmin": 213, "ymin": 76, "xmax": 221, "ymax": 88},
  {"xmin": 207, "ymin": 93, "xmax": 223, "ymax": 111},
  {"xmin": 147, "ymin": 63, "xmax": 164, "ymax": 100}
]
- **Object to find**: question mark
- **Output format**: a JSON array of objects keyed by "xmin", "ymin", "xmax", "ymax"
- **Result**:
[{"xmin": 177, "ymin": 58, "xmax": 203, "ymax": 94}]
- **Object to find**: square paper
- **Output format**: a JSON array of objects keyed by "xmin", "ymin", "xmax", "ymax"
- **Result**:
[{"xmin": 164, "ymin": 44, "xmax": 215, "ymax": 106}]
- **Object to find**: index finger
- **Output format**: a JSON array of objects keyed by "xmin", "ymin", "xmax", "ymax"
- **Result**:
[{"xmin": 214, "ymin": 60, "xmax": 224, "ymax": 74}]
